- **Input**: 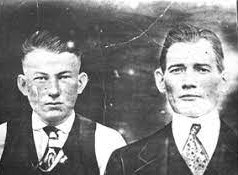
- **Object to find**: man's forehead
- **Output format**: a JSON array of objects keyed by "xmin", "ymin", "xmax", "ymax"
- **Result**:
[
  {"xmin": 23, "ymin": 48, "xmax": 79, "ymax": 63},
  {"xmin": 22, "ymin": 48, "xmax": 80, "ymax": 74},
  {"xmin": 166, "ymin": 39, "xmax": 216, "ymax": 65},
  {"xmin": 167, "ymin": 39, "xmax": 214, "ymax": 56}
]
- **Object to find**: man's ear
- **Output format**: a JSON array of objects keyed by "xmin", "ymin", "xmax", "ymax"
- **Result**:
[
  {"xmin": 17, "ymin": 74, "xmax": 29, "ymax": 96},
  {"xmin": 154, "ymin": 68, "xmax": 166, "ymax": 93},
  {"xmin": 77, "ymin": 72, "xmax": 88, "ymax": 94},
  {"xmin": 219, "ymin": 71, "xmax": 228, "ymax": 94},
  {"xmin": 221, "ymin": 71, "xmax": 228, "ymax": 82}
]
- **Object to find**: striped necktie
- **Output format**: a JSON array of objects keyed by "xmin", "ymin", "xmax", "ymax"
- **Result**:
[
  {"xmin": 182, "ymin": 124, "xmax": 209, "ymax": 175},
  {"xmin": 39, "ymin": 126, "xmax": 60, "ymax": 171}
]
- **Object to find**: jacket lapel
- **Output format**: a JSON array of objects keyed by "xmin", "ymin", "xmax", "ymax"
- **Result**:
[
  {"xmin": 2, "ymin": 111, "xmax": 39, "ymax": 171},
  {"xmin": 133, "ymin": 120, "xmax": 238, "ymax": 175},
  {"xmin": 134, "ymin": 123, "xmax": 192, "ymax": 175},
  {"xmin": 167, "ymin": 132, "xmax": 191, "ymax": 175},
  {"xmin": 134, "ymin": 132, "xmax": 168, "ymax": 175},
  {"xmin": 134, "ymin": 123, "xmax": 175, "ymax": 175},
  {"xmin": 205, "ymin": 120, "xmax": 238, "ymax": 175},
  {"xmin": 19, "ymin": 112, "xmax": 39, "ymax": 168}
]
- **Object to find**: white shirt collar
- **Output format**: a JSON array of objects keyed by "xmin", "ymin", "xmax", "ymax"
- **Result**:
[
  {"xmin": 32, "ymin": 111, "xmax": 75, "ymax": 134},
  {"xmin": 172, "ymin": 109, "xmax": 220, "ymax": 159},
  {"xmin": 172, "ymin": 109, "xmax": 220, "ymax": 126}
]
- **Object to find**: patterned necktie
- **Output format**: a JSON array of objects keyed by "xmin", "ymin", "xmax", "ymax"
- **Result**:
[
  {"xmin": 39, "ymin": 126, "xmax": 60, "ymax": 171},
  {"xmin": 182, "ymin": 124, "xmax": 209, "ymax": 175}
]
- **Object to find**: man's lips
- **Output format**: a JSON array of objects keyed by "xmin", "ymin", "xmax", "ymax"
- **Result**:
[
  {"xmin": 45, "ymin": 102, "xmax": 63, "ymax": 105},
  {"xmin": 179, "ymin": 94, "xmax": 201, "ymax": 100}
]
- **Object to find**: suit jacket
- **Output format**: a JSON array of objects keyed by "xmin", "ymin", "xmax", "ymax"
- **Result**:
[
  {"xmin": 105, "ymin": 120, "xmax": 238, "ymax": 175},
  {"xmin": 0, "ymin": 111, "xmax": 99, "ymax": 175}
]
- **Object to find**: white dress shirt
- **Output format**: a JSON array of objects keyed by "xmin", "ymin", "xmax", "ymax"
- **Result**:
[
  {"xmin": 172, "ymin": 109, "xmax": 220, "ymax": 160},
  {"xmin": 32, "ymin": 111, "xmax": 75, "ymax": 160},
  {"xmin": 0, "ymin": 111, "xmax": 126, "ymax": 175},
  {"xmin": 0, "ymin": 122, "xmax": 7, "ymax": 158}
]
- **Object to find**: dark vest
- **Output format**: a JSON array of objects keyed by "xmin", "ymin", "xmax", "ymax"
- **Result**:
[{"xmin": 0, "ymin": 113, "xmax": 99, "ymax": 175}]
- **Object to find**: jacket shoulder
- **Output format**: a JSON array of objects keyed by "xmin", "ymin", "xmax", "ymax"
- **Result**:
[
  {"xmin": 75, "ymin": 113, "xmax": 97, "ymax": 132},
  {"xmin": 116, "ymin": 123, "xmax": 171, "ymax": 156},
  {"xmin": 75, "ymin": 113, "xmax": 96, "ymax": 124},
  {"xmin": 105, "ymin": 123, "xmax": 171, "ymax": 175},
  {"xmin": 220, "ymin": 120, "xmax": 238, "ymax": 152}
]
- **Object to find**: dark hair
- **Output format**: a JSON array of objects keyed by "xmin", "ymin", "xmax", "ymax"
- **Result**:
[
  {"xmin": 159, "ymin": 23, "xmax": 224, "ymax": 73},
  {"xmin": 22, "ymin": 30, "xmax": 81, "ymax": 61}
]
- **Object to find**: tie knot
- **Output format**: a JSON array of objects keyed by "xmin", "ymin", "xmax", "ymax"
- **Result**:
[
  {"xmin": 43, "ymin": 126, "xmax": 59, "ymax": 138},
  {"xmin": 190, "ymin": 123, "xmax": 201, "ymax": 135}
]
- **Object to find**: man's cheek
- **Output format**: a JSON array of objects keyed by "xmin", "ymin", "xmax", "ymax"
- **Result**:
[
  {"xmin": 64, "ymin": 87, "xmax": 78, "ymax": 103},
  {"xmin": 65, "ymin": 83, "xmax": 78, "ymax": 94},
  {"xmin": 165, "ymin": 82, "xmax": 176, "ymax": 96},
  {"xmin": 27, "ymin": 85, "xmax": 40, "ymax": 99},
  {"xmin": 204, "ymin": 81, "xmax": 220, "ymax": 94},
  {"xmin": 202, "ymin": 84, "xmax": 220, "ymax": 105}
]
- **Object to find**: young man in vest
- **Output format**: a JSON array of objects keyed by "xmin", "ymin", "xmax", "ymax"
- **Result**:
[
  {"xmin": 0, "ymin": 30, "xmax": 126, "ymax": 175},
  {"xmin": 105, "ymin": 23, "xmax": 238, "ymax": 175}
]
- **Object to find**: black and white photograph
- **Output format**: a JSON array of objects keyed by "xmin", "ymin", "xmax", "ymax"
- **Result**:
[{"xmin": 0, "ymin": 0, "xmax": 237, "ymax": 175}]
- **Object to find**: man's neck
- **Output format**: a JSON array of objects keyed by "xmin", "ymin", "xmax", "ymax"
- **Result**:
[
  {"xmin": 33, "ymin": 111, "xmax": 74, "ymax": 126},
  {"xmin": 172, "ymin": 108, "xmax": 220, "ymax": 123},
  {"xmin": 32, "ymin": 111, "xmax": 75, "ymax": 132}
]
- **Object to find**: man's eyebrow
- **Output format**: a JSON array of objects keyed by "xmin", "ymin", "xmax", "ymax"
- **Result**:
[
  {"xmin": 58, "ymin": 71, "xmax": 72, "ymax": 75},
  {"xmin": 194, "ymin": 63, "xmax": 212, "ymax": 68},
  {"xmin": 168, "ymin": 64, "xmax": 185, "ymax": 70},
  {"xmin": 34, "ymin": 72, "xmax": 48, "ymax": 75}
]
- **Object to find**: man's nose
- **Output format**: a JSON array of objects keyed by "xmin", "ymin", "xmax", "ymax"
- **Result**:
[
  {"xmin": 182, "ymin": 72, "xmax": 197, "ymax": 89},
  {"xmin": 48, "ymin": 78, "xmax": 60, "ymax": 98},
  {"xmin": 182, "ymin": 83, "xmax": 196, "ymax": 89}
]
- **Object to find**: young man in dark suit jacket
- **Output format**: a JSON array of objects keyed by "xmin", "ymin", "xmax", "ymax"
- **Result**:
[
  {"xmin": 0, "ymin": 30, "xmax": 126, "ymax": 175},
  {"xmin": 105, "ymin": 23, "xmax": 238, "ymax": 175}
]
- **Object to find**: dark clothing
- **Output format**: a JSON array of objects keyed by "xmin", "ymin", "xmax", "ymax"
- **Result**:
[
  {"xmin": 105, "ymin": 120, "xmax": 238, "ymax": 175},
  {"xmin": 0, "ymin": 112, "xmax": 99, "ymax": 175}
]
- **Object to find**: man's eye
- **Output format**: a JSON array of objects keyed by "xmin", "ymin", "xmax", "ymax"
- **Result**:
[
  {"xmin": 196, "ymin": 67, "xmax": 210, "ymax": 73},
  {"xmin": 169, "ymin": 68, "xmax": 184, "ymax": 74},
  {"xmin": 59, "ymin": 75, "xmax": 71, "ymax": 79},
  {"xmin": 34, "ymin": 77, "xmax": 47, "ymax": 81}
]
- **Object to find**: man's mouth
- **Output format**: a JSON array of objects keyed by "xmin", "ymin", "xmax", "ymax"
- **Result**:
[
  {"xmin": 45, "ymin": 102, "xmax": 62, "ymax": 105},
  {"xmin": 179, "ymin": 94, "xmax": 201, "ymax": 101}
]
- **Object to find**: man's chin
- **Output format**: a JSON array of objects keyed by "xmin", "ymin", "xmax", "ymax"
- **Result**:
[
  {"xmin": 175, "ymin": 107, "xmax": 211, "ymax": 118},
  {"xmin": 40, "ymin": 111, "xmax": 68, "ymax": 125},
  {"xmin": 174, "ymin": 102, "xmax": 213, "ymax": 117}
]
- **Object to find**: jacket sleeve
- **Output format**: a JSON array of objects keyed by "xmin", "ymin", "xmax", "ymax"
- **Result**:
[{"xmin": 104, "ymin": 150, "xmax": 125, "ymax": 175}]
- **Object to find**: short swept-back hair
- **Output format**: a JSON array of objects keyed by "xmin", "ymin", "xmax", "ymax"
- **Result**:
[
  {"xmin": 159, "ymin": 23, "xmax": 224, "ymax": 73},
  {"xmin": 22, "ymin": 30, "xmax": 81, "ymax": 62}
]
